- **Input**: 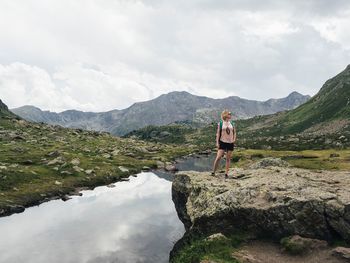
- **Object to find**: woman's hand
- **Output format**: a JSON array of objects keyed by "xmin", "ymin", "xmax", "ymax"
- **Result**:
[{"xmin": 216, "ymin": 142, "xmax": 219, "ymax": 149}]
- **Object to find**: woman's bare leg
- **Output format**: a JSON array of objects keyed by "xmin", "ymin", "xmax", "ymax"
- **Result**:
[
  {"xmin": 225, "ymin": 151, "xmax": 232, "ymax": 176},
  {"xmin": 212, "ymin": 149, "xmax": 225, "ymax": 173}
]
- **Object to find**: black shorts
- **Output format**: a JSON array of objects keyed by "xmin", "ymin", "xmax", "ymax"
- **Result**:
[{"xmin": 219, "ymin": 140, "xmax": 234, "ymax": 151}]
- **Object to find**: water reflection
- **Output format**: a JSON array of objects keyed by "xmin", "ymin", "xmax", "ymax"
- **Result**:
[
  {"xmin": 0, "ymin": 172, "xmax": 185, "ymax": 263},
  {"xmin": 175, "ymin": 153, "xmax": 222, "ymax": 172}
]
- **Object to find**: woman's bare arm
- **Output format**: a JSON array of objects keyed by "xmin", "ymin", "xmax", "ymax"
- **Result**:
[
  {"xmin": 233, "ymin": 127, "xmax": 237, "ymax": 143},
  {"xmin": 216, "ymin": 123, "xmax": 220, "ymax": 146}
]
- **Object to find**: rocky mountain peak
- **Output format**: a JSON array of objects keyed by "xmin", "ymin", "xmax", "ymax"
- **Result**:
[
  {"xmin": 287, "ymin": 91, "xmax": 307, "ymax": 98},
  {"xmin": 0, "ymin": 99, "xmax": 9, "ymax": 111}
]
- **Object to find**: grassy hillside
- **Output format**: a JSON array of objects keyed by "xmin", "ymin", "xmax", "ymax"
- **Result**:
[
  {"xmin": 0, "ymin": 100, "xmax": 203, "ymax": 217},
  {"xmin": 238, "ymin": 65, "xmax": 350, "ymax": 136},
  {"xmin": 0, "ymin": 99, "xmax": 16, "ymax": 119}
]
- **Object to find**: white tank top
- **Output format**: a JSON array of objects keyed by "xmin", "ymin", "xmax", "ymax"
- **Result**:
[{"xmin": 219, "ymin": 121, "xmax": 234, "ymax": 143}]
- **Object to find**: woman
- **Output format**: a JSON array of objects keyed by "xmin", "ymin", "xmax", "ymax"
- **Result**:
[{"xmin": 211, "ymin": 109, "xmax": 236, "ymax": 178}]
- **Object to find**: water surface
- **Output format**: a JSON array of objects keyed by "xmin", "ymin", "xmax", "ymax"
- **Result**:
[
  {"xmin": 175, "ymin": 152, "xmax": 221, "ymax": 172},
  {"xmin": 0, "ymin": 154, "xmax": 217, "ymax": 263},
  {"xmin": 0, "ymin": 172, "xmax": 184, "ymax": 263}
]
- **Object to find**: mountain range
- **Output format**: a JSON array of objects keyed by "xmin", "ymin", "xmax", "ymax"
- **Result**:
[
  {"xmin": 125, "ymin": 64, "xmax": 350, "ymax": 150},
  {"xmin": 11, "ymin": 91, "xmax": 310, "ymax": 136}
]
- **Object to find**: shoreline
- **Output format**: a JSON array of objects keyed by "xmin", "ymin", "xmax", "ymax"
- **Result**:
[{"xmin": 0, "ymin": 150, "xmax": 212, "ymax": 218}]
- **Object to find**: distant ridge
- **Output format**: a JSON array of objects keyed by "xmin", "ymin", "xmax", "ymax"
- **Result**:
[{"xmin": 12, "ymin": 91, "xmax": 310, "ymax": 136}]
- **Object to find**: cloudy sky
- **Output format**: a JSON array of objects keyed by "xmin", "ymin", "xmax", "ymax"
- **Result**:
[{"xmin": 1, "ymin": 0, "xmax": 350, "ymax": 112}]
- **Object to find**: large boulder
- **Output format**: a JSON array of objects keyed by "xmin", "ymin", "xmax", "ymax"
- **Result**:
[{"xmin": 172, "ymin": 167, "xmax": 350, "ymax": 242}]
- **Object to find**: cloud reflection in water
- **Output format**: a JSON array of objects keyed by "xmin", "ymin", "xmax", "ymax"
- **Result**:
[{"xmin": 0, "ymin": 172, "xmax": 185, "ymax": 263}]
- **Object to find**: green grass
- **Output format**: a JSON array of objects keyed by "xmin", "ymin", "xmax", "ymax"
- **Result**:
[
  {"xmin": 231, "ymin": 149, "xmax": 350, "ymax": 171},
  {"xmin": 171, "ymin": 234, "xmax": 245, "ymax": 263},
  {"xmin": 280, "ymin": 236, "xmax": 308, "ymax": 255},
  {"xmin": 0, "ymin": 116, "xmax": 200, "ymax": 214}
]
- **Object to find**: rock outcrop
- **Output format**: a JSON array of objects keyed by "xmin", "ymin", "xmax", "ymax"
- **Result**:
[{"xmin": 172, "ymin": 166, "xmax": 350, "ymax": 242}]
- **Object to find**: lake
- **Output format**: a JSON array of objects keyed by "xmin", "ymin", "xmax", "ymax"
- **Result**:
[{"xmin": 0, "ymin": 154, "xmax": 218, "ymax": 263}]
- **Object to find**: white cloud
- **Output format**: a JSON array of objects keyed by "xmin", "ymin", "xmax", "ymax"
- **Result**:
[
  {"xmin": 0, "ymin": 0, "xmax": 350, "ymax": 111},
  {"xmin": 0, "ymin": 63, "xmax": 70, "ymax": 111},
  {"xmin": 310, "ymin": 11, "xmax": 350, "ymax": 50}
]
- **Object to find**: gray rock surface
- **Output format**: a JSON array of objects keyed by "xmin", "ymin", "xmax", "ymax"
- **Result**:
[
  {"xmin": 172, "ymin": 167, "xmax": 350, "ymax": 242},
  {"xmin": 332, "ymin": 247, "xmax": 350, "ymax": 261}
]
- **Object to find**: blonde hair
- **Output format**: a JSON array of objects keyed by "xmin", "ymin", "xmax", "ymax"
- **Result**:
[{"xmin": 221, "ymin": 109, "xmax": 232, "ymax": 121}]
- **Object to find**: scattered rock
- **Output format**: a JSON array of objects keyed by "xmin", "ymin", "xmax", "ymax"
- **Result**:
[
  {"xmin": 60, "ymin": 171, "xmax": 72, "ymax": 175},
  {"xmin": 332, "ymin": 246, "xmax": 350, "ymax": 261},
  {"xmin": 111, "ymin": 149, "xmax": 120, "ymax": 156},
  {"xmin": 125, "ymin": 152, "xmax": 135, "ymax": 157},
  {"xmin": 9, "ymin": 133, "xmax": 25, "ymax": 140},
  {"xmin": 8, "ymin": 205, "xmax": 25, "ymax": 214},
  {"xmin": 136, "ymin": 147, "xmax": 150, "ymax": 153},
  {"xmin": 61, "ymin": 195, "xmax": 71, "ymax": 201},
  {"xmin": 249, "ymin": 157, "xmax": 290, "ymax": 169},
  {"xmin": 280, "ymin": 235, "xmax": 328, "ymax": 255},
  {"xmin": 232, "ymin": 250, "xmax": 262, "ymax": 263},
  {"xmin": 156, "ymin": 160, "xmax": 165, "ymax": 169},
  {"xmin": 165, "ymin": 164, "xmax": 178, "ymax": 172},
  {"xmin": 47, "ymin": 157, "xmax": 65, "ymax": 166},
  {"xmin": 54, "ymin": 180, "xmax": 62, "ymax": 185},
  {"xmin": 159, "ymin": 131, "xmax": 171, "ymax": 137},
  {"xmin": 47, "ymin": 151, "xmax": 60, "ymax": 157},
  {"xmin": 22, "ymin": 159, "xmax": 33, "ymax": 165},
  {"xmin": 73, "ymin": 166, "xmax": 84, "ymax": 172},
  {"xmin": 107, "ymin": 183, "xmax": 116, "ymax": 188},
  {"xmin": 85, "ymin": 169, "xmax": 94, "ymax": 175},
  {"xmin": 118, "ymin": 166, "xmax": 129, "ymax": 173},
  {"xmin": 121, "ymin": 178, "xmax": 130, "ymax": 181},
  {"xmin": 70, "ymin": 158, "xmax": 80, "ymax": 166},
  {"xmin": 142, "ymin": 166, "xmax": 151, "ymax": 171},
  {"xmin": 102, "ymin": 153, "xmax": 111, "ymax": 159},
  {"xmin": 205, "ymin": 233, "xmax": 228, "ymax": 241},
  {"xmin": 330, "ymin": 153, "xmax": 340, "ymax": 158},
  {"xmin": 198, "ymin": 149, "xmax": 212, "ymax": 155}
]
